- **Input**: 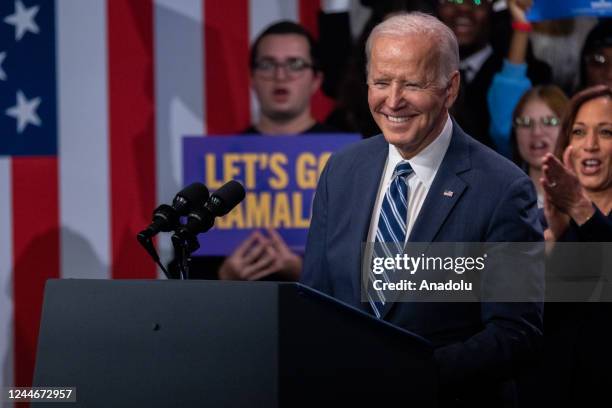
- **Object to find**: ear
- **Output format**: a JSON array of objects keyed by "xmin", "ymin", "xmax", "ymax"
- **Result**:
[
  {"xmin": 445, "ymin": 70, "xmax": 461, "ymax": 109},
  {"xmin": 310, "ymin": 70, "xmax": 323, "ymax": 96}
]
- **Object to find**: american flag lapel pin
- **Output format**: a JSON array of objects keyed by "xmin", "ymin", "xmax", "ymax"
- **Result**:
[{"xmin": 443, "ymin": 190, "xmax": 454, "ymax": 198}]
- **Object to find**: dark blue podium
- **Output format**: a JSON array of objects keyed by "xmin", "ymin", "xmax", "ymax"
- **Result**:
[{"xmin": 34, "ymin": 280, "xmax": 437, "ymax": 407}]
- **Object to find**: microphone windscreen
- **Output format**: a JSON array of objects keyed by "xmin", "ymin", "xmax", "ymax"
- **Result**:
[
  {"xmin": 209, "ymin": 180, "xmax": 245, "ymax": 216},
  {"xmin": 175, "ymin": 182, "xmax": 209, "ymax": 213}
]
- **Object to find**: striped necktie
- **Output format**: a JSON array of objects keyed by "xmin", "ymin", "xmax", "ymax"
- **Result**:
[{"xmin": 368, "ymin": 161, "xmax": 414, "ymax": 318}]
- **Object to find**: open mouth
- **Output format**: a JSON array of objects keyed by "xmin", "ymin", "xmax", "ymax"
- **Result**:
[
  {"xmin": 529, "ymin": 140, "xmax": 550, "ymax": 155},
  {"xmin": 581, "ymin": 158, "xmax": 602, "ymax": 175},
  {"xmin": 272, "ymin": 88, "xmax": 289, "ymax": 101}
]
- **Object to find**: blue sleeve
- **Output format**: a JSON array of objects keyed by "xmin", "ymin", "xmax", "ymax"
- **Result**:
[{"xmin": 487, "ymin": 60, "xmax": 532, "ymax": 159}]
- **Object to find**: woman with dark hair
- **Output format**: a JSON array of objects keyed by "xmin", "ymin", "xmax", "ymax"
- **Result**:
[
  {"xmin": 539, "ymin": 84, "xmax": 612, "ymax": 407},
  {"xmin": 510, "ymin": 85, "xmax": 568, "ymax": 207},
  {"xmin": 541, "ymin": 84, "xmax": 612, "ymax": 240}
]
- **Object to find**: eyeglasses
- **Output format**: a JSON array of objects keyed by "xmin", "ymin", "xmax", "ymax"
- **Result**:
[
  {"xmin": 253, "ymin": 57, "xmax": 314, "ymax": 79},
  {"xmin": 514, "ymin": 116, "xmax": 560, "ymax": 130},
  {"xmin": 585, "ymin": 53, "xmax": 611, "ymax": 69}
]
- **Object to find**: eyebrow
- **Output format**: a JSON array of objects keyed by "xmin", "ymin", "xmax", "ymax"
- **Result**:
[{"xmin": 573, "ymin": 121, "xmax": 612, "ymax": 126}]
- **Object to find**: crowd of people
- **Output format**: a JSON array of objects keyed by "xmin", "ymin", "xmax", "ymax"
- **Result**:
[{"xmin": 188, "ymin": 0, "xmax": 611, "ymax": 406}]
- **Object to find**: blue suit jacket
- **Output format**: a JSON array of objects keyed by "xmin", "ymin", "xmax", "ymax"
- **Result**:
[{"xmin": 301, "ymin": 122, "xmax": 544, "ymax": 400}]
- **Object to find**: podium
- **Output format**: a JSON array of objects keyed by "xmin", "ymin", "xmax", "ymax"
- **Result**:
[{"xmin": 34, "ymin": 280, "xmax": 437, "ymax": 407}]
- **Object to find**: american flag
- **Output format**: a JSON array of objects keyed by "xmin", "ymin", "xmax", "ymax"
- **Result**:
[{"xmin": 0, "ymin": 0, "xmax": 333, "ymax": 395}]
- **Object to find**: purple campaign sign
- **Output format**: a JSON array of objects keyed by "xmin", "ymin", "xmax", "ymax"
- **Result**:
[{"xmin": 183, "ymin": 134, "xmax": 360, "ymax": 255}]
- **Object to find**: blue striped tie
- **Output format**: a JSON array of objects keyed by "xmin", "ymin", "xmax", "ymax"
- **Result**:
[{"xmin": 368, "ymin": 161, "xmax": 413, "ymax": 318}]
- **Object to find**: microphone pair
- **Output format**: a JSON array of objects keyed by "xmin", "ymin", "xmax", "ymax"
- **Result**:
[{"xmin": 137, "ymin": 180, "xmax": 245, "ymax": 244}]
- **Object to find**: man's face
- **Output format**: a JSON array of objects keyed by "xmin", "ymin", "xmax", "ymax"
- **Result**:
[
  {"xmin": 437, "ymin": 0, "xmax": 491, "ymax": 51},
  {"xmin": 585, "ymin": 47, "xmax": 612, "ymax": 89},
  {"xmin": 367, "ymin": 34, "xmax": 459, "ymax": 158},
  {"xmin": 251, "ymin": 34, "xmax": 321, "ymax": 122}
]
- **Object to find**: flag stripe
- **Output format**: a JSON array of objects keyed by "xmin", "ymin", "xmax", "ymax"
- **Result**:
[
  {"xmin": 57, "ymin": 0, "xmax": 111, "ymax": 279},
  {"xmin": 298, "ymin": 0, "xmax": 319, "ymax": 37},
  {"xmin": 298, "ymin": 0, "xmax": 335, "ymax": 123},
  {"xmin": 204, "ymin": 0, "xmax": 250, "ymax": 134},
  {"xmin": 0, "ymin": 158, "xmax": 14, "ymax": 399},
  {"xmin": 12, "ymin": 157, "xmax": 60, "ymax": 387},
  {"xmin": 153, "ymin": 0, "xmax": 205, "ymax": 270},
  {"xmin": 107, "ymin": 0, "xmax": 157, "ymax": 279}
]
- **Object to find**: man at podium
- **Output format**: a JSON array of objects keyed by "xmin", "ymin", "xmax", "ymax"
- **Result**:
[{"xmin": 302, "ymin": 11, "xmax": 544, "ymax": 407}]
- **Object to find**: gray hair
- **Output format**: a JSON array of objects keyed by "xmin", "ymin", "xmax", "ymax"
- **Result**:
[{"xmin": 365, "ymin": 12, "xmax": 460, "ymax": 86}]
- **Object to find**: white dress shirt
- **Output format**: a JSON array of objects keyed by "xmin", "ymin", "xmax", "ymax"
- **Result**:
[{"xmin": 367, "ymin": 115, "xmax": 453, "ymax": 243}]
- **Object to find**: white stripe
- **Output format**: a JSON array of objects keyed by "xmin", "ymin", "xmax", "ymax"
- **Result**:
[
  {"xmin": 248, "ymin": 0, "xmax": 298, "ymax": 124},
  {"xmin": 57, "ymin": 0, "xmax": 110, "ymax": 279},
  {"xmin": 0, "ymin": 158, "xmax": 15, "ymax": 397},
  {"xmin": 154, "ymin": 0, "xmax": 205, "ymax": 273}
]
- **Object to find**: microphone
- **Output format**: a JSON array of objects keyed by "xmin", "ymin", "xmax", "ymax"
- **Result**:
[
  {"xmin": 173, "ymin": 180, "xmax": 246, "ymax": 241},
  {"xmin": 137, "ymin": 182, "xmax": 209, "ymax": 241}
]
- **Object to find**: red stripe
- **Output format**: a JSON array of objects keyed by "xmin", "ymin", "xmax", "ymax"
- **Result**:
[
  {"xmin": 204, "ymin": 0, "xmax": 250, "ymax": 134},
  {"xmin": 299, "ymin": 0, "xmax": 335, "ymax": 124},
  {"xmin": 12, "ymin": 157, "xmax": 60, "ymax": 387},
  {"xmin": 107, "ymin": 0, "xmax": 157, "ymax": 279}
]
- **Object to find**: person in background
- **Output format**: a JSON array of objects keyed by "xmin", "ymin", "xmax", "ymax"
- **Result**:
[
  {"xmin": 542, "ymin": 84, "xmax": 612, "ymax": 242},
  {"xmin": 437, "ymin": 0, "xmax": 551, "ymax": 148},
  {"xmin": 219, "ymin": 21, "xmax": 336, "ymax": 281},
  {"xmin": 579, "ymin": 20, "xmax": 612, "ymax": 91},
  {"xmin": 244, "ymin": 21, "xmax": 336, "ymax": 135},
  {"xmin": 539, "ymin": 84, "xmax": 612, "ymax": 407},
  {"xmin": 508, "ymin": 86, "xmax": 568, "ymax": 207}
]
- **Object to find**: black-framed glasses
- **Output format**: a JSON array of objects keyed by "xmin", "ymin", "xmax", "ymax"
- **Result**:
[
  {"xmin": 585, "ymin": 53, "xmax": 611, "ymax": 69},
  {"xmin": 253, "ymin": 57, "xmax": 314, "ymax": 79},
  {"xmin": 514, "ymin": 116, "xmax": 560, "ymax": 130}
]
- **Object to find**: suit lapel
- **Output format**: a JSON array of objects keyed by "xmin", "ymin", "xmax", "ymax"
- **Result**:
[
  {"xmin": 408, "ymin": 125, "xmax": 471, "ymax": 244},
  {"xmin": 349, "ymin": 136, "xmax": 388, "ymax": 308}
]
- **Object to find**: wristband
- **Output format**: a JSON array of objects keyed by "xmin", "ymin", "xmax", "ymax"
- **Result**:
[{"xmin": 512, "ymin": 21, "xmax": 533, "ymax": 32}]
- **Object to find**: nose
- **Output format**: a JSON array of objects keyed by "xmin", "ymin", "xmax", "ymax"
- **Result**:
[
  {"xmin": 273, "ymin": 65, "xmax": 289, "ymax": 81},
  {"xmin": 386, "ymin": 83, "xmax": 406, "ymax": 110},
  {"xmin": 584, "ymin": 131, "xmax": 600, "ymax": 151},
  {"xmin": 531, "ymin": 122, "xmax": 545, "ymax": 136}
]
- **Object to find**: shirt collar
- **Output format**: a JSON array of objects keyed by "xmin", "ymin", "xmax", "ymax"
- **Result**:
[
  {"xmin": 459, "ymin": 44, "xmax": 493, "ymax": 83},
  {"xmin": 387, "ymin": 114, "xmax": 453, "ymax": 190}
]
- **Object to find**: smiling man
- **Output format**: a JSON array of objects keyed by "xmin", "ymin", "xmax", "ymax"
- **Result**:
[{"xmin": 302, "ymin": 12, "xmax": 544, "ymax": 406}]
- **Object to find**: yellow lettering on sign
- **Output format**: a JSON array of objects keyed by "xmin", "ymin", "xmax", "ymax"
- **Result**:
[
  {"xmin": 268, "ymin": 153, "xmax": 288, "ymax": 189},
  {"xmin": 204, "ymin": 154, "xmax": 223, "ymax": 189}
]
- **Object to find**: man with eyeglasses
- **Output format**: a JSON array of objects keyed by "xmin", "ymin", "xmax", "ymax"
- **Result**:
[
  {"xmin": 244, "ymin": 21, "xmax": 336, "ymax": 135},
  {"xmin": 217, "ymin": 21, "xmax": 336, "ymax": 282}
]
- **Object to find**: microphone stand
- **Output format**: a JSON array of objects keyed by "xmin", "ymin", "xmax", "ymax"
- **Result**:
[
  {"xmin": 171, "ymin": 232, "xmax": 200, "ymax": 280},
  {"xmin": 136, "ymin": 233, "xmax": 173, "ymax": 279}
]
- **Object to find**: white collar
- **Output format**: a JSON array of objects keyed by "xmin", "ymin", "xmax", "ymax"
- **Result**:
[
  {"xmin": 387, "ymin": 114, "xmax": 453, "ymax": 190},
  {"xmin": 459, "ymin": 44, "xmax": 493, "ymax": 82}
]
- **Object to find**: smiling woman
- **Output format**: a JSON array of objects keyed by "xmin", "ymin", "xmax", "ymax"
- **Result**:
[
  {"xmin": 540, "ymin": 85, "xmax": 612, "ymax": 242},
  {"xmin": 539, "ymin": 84, "xmax": 612, "ymax": 407}
]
